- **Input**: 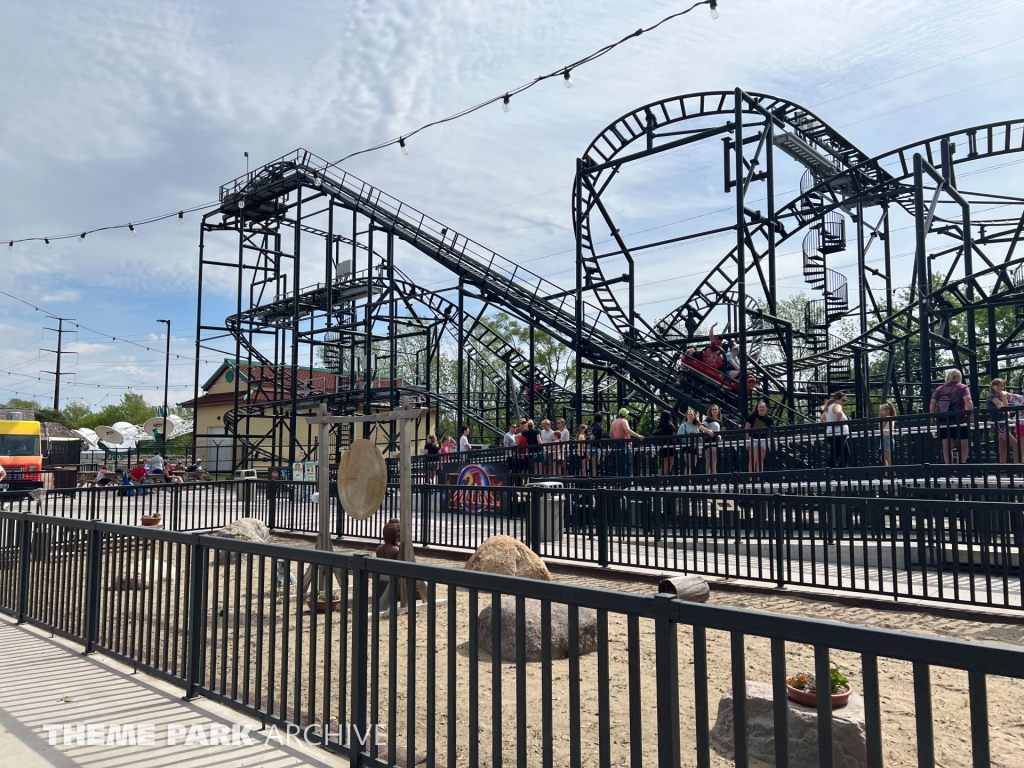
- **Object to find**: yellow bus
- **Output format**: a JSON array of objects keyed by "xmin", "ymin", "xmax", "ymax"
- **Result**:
[{"xmin": 0, "ymin": 420, "xmax": 43, "ymax": 485}]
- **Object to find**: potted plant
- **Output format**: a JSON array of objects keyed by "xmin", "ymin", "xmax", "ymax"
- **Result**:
[
  {"xmin": 141, "ymin": 511, "xmax": 162, "ymax": 527},
  {"xmin": 786, "ymin": 667, "xmax": 852, "ymax": 709},
  {"xmin": 306, "ymin": 589, "xmax": 341, "ymax": 614}
]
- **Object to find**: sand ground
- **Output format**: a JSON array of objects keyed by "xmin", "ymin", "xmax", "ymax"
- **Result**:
[
  {"xmin": 227, "ymin": 536, "xmax": 1023, "ymax": 768},
  {"xmin": 75, "ymin": 531, "xmax": 1024, "ymax": 768}
]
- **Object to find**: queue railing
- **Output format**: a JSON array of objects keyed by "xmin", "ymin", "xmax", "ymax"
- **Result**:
[{"xmin": 0, "ymin": 507, "xmax": 1020, "ymax": 767}]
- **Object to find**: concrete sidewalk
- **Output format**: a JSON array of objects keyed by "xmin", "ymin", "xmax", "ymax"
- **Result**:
[{"xmin": 0, "ymin": 616, "xmax": 346, "ymax": 767}]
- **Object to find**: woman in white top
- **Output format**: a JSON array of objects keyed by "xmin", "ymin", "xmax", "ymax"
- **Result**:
[
  {"xmin": 702, "ymin": 404, "xmax": 723, "ymax": 475},
  {"xmin": 539, "ymin": 419, "xmax": 555, "ymax": 444},
  {"xmin": 822, "ymin": 391, "xmax": 850, "ymax": 468}
]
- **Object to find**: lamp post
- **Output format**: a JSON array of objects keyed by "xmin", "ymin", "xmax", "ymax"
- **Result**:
[{"xmin": 157, "ymin": 319, "xmax": 171, "ymax": 449}]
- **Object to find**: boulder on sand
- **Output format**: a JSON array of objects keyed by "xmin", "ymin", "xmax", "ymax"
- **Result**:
[
  {"xmin": 709, "ymin": 681, "xmax": 867, "ymax": 768},
  {"xmin": 465, "ymin": 535, "xmax": 550, "ymax": 580},
  {"xmin": 477, "ymin": 594, "xmax": 598, "ymax": 662},
  {"xmin": 211, "ymin": 517, "xmax": 270, "ymax": 543},
  {"xmin": 210, "ymin": 518, "xmax": 271, "ymax": 564}
]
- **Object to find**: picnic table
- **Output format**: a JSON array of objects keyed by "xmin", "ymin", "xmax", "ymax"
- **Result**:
[{"xmin": 77, "ymin": 470, "xmax": 119, "ymax": 488}]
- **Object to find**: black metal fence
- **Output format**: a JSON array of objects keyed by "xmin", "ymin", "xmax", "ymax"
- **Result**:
[
  {"xmin": 1, "ymin": 509, "xmax": 1021, "ymax": 767},
  {"xmin": 11, "ymin": 478, "xmax": 1021, "ymax": 612},
  {"xmin": 397, "ymin": 407, "xmax": 1024, "ymax": 484}
]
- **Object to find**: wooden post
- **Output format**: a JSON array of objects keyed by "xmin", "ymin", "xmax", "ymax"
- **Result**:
[
  {"xmin": 399, "ymin": 396, "xmax": 414, "ymax": 564},
  {"xmin": 317, "ymin": 402, "xmax": 331, "ymax": 552},
  {"xmin": 302, "ymin": 399, "xmax": 427, "ymax": 608}
]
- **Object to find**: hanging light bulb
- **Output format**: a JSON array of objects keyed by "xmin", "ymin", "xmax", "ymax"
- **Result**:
[
  {"xmin": 177, "ymin": 211, "xmax": 184, "ymax": 225},
  {"xmin": 129, "ymin": 223, "xmax": 136, "ymax": 236},
  {"xmin": 502, "ymin": 94, "xmax": 510, "ymax": 113},
  {"xmin": 709, "ymin": 0, "xmax": 719, "ymax": 19},
  {"xmin": 313, "ymin": 172, "xmax": 322, "ymax": 187},
  {"xmin": 238, "ymin": 198, "xmax": 246, "ymax": 209},
  {"xmin": 78, "ymin": 232, "xmax": 87, "ymax": 243},
  {"xmin": 44, "ymin": 238, "xmax": 51, "ymax": 248},
  {"xmin": 563, "ymin": 69, "xmax": 573, "ymax": 88},
  {"xmin": 399, "ymin": 137, "xmax": 408, "ymax": 155}
]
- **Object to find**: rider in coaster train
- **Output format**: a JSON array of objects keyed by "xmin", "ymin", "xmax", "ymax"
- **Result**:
[{"xmin": 703, "ymin": 322, "xmax": 729, "ymax": 375}]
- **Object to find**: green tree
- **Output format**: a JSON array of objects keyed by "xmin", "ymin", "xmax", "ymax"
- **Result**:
[
  {"xmin": 1, "ymin": 397, "xmax": 42, "ymax": 411},
  {"xmin": 34, "ymin": 408, "xmax": 65, "ymax": 425},
  {"xmin": 61, "ymin": 400, "xmax": 94, "ymax": 427},
  {"xmin": 77, "ymin": 393, "xmax": 156, "ymax": 430}
]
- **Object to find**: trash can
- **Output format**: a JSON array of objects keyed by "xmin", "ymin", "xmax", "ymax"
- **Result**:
[{"xmin": 526, "ymin": 481, "xmax": 565, "ymax": 543}]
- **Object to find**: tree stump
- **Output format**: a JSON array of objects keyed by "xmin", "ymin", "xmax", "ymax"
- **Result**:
[{"xmin": 658, "ymin": 574, "xmax": 710, "ymax": 602}]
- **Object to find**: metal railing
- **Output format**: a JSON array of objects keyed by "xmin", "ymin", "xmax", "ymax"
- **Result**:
[
  {"xmin": 393, "ymin": 407, "xmax": 1024, "ymax": 484},
  {"xmin": 9, "ymin": 478, "xmax": 1022, "ymax": 610},
  {"xmin": 1, "ymin": 509, "xmax": 1020, "ymax": 767}
]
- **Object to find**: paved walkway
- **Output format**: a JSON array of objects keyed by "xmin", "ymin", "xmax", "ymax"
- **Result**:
[{"xmin": 0, "ymin": 616, "xmax": 346, "ymax": 768}]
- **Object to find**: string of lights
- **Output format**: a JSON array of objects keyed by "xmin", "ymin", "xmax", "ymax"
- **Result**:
[
  {"xmin": 5, "ymin": 199, "xmax": 219, "ymax": 247},
  {"xmin": 333, "ymin": 0, "xmax": 719, "ymax": 163},
  {"xmin": 2, "ymin": 1, "xmax": 720, "ymax": 246}
]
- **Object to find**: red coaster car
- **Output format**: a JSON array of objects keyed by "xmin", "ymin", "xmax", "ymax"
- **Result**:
[{"xmin": 679, "ymin": 347, "xmax": 757, "ymax": 394}]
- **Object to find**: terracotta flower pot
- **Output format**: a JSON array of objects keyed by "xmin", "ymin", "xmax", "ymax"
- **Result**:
[
  {"xmin": 306, "ymin": 597, "xmax": 341, "ymax": 614},
  {"xmin": 786, "ymin": 681, "xmax": 852, "ymax": 709},
  {"xmin": 140, "ymin": 516, "xmax": 162, "ymax": 527}
]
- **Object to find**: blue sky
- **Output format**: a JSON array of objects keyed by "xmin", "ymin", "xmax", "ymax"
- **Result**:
[{"xmin": 1, "ymin": 0, "xmax": 1023, "ymax": 409}]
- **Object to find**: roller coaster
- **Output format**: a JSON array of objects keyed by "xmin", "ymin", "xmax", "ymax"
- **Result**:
[{"xmin": 192, "ymin": 88, "xmax": 1024, "ymax": 470}]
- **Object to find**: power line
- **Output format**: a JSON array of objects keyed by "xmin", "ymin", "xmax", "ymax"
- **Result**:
[
  {"xmin": 0, "ymin": 368, "xmax": 163, "ymax": 391},
  {"xmin": 807, "ymin": 34, "xmax": 1024, "ymax": 109},
  {"xmin": 0, "ymin": 288, "xmax": 220, "ymax": 364}
]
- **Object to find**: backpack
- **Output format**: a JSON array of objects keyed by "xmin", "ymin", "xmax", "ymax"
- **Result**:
[
  {"xmin": 585, "ymin": 423, "xmax": 595, "ymax": 440},
  {"xmin": 936, "ymin": 383, "xmax": 966, "ymax": 413}
]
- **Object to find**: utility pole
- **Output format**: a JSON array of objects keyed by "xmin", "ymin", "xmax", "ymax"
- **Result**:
[
  {"xmin": 42, "ymin": 316, "xmax": 76, "ymax": 411},
  {"xmin": 157, "ymin": 319, "xmax": 171, "ymax": 444}
]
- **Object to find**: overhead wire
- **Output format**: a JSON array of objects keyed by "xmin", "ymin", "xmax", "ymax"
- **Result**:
[
  {"xmin": 0, "ymin": 288, "xmax": 219, "ymax": 364},
  {"xmin": 3, "ymin": 2, "xmax": 719, "ymax": 247},
  {"xmin": 329, "ymin": 1, "xmax": 716, "ymax": 165}
]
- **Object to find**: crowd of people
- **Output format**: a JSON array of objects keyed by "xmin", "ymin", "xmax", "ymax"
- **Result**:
[{"xmin": 413, "ymin": 368, "xmax": 1024, "ymax": 479}]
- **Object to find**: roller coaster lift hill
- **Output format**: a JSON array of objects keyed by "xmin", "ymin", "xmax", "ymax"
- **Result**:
[{"xmin": 193, "ymin": 88, "xmax": 1024, "ymax": 473}]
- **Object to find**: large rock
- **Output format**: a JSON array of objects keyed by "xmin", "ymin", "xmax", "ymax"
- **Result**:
[
  {"xmin": 477, "ymin": 595, "xmax": 598, "ymax": 662},
  {"xmin": 211, "ymin": 517, "xmax": 270, "ymax": 543},
  {"xmin": 465, "ymin": 535, "xmax": 551, "ymax": 580},
  {"xmin": 710, "ymin": 681, "xmax": 867, "ymax": 768}
]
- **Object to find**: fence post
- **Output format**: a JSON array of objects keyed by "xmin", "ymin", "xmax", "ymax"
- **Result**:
[
  {"xmin": 349, "ymin": 552, "xmax": 370, "ymax": 766},
  {"xmin": 773, "ymin": 494, "xmax": 785, "ymax": 589},
  {"xmin": 419, "ymin": 487, "xmax": 431, "ymax": 547},
  {"xmin": 653, "ymin": 594, "xmax": 681, "ymax": 768},
  {"xmin": 529, "ymin": 488, "xmax": 541, "ymax": 555},
  {"xmin": 184, "ymin": 535, "xmax": 208, "ymax": 700},
  {"xmin": 82, "ymin": 522, "xmax": 103, "ymax": 653},
  {"xmin": 15, "ymin": 514, "xmax": 31, "ymax": 623},
  {"xmin": 268, "ymin": 481, "xmax": 278, "ymax": 531},
  {"xmin": 597, "ymin": 490, "xmax": 609, "ymax": 568},
  {"xmin": 171, "ymin": 484, "xmax": 182, "ymax": 532},
  {"xmin": 242, "ymin": 479, "xmax": 253, "ymax": 517}
]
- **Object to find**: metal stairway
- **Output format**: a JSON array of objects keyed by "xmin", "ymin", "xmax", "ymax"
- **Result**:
[
  {"xmin": 799, "ymin": 170, "xmax": 850, "ymax": 379},
  {"xmin": 218, "ymin": 150, "xmax": 752, "ymax": 422}
]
